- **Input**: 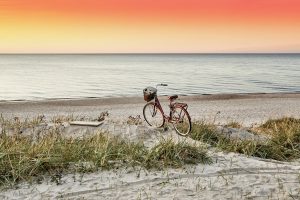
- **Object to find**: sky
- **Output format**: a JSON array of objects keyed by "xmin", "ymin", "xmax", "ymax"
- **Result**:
[{"xmin": 0, "ymin": 0, "xmax": 300, "ymax": 53}]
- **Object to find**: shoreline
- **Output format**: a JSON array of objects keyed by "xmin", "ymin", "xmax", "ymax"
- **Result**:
[
  {"xmin": 1, "ymin": 92, "xmax": 300, "ymax": 106},
  {"xmin": 1, "ymin": 92, "xmax": 300, "ymax": 126}
]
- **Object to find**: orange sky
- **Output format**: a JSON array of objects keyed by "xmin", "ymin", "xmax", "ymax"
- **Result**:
[{"xmin": 0, "ymin": 0, "xmax": 300, "ymax": 53}]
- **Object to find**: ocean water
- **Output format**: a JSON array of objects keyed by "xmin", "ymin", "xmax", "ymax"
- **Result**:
[{"xmin": 0, "ymin": 54, "xmax": 299, "ymax": 101}]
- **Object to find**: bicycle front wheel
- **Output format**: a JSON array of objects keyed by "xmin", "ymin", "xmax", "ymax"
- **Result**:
[
  {"xmin": 171, "ymin": 107, "xmax": 191, "ymax": 136},
  {"xmin": 143, "ymin": 102, "xmax": 165, "ymax": 128}
]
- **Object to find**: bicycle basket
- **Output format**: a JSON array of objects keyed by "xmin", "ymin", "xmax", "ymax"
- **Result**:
[{"xmin": 143, "ymin": 87, "xmax": 157, "ymax": 102}]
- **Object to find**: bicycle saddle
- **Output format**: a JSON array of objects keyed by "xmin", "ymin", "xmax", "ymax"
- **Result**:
[{"xmin": 168, "ymin": 95, "xmax": 178, "ymax": 100}]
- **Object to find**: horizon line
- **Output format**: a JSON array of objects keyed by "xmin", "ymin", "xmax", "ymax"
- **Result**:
[{"xmin": 1, "ymin": 52, "xmax": 300, "ymax": 55}]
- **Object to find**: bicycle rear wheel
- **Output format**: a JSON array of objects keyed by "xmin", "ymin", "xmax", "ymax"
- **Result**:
[
  {"xmin": 171, "ymin": 107, "xmax": 191, "ymax": 136},
  {"xmin": 143, "ymin": 102, "xmax": 165, "ymax": 128}
]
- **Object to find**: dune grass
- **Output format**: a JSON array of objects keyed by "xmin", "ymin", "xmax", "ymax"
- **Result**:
[
  {"xmin": 2, "ymin": 115, "xmax": 300, "ymax": 188},
  {"xmin": 190, "ymin": 117, "xmax": 300, "ymax": 161},
  {"xmin": 0, "ymin": 116, "xmax": 210, "ymax": 187},
  {"xmin": 224, "ymin": 121, "xmax": 243, "ymax": 129},
  {"xmin": 0, "ymin": 133, "xmax": 146, "ymax": 186},
  {"xmin": 0, "ymin": 114, "xmax": 45, "ymax": 131},
  {"xmin": 145, "ymin": 138, "xmax": 212, "ymax": 169}
]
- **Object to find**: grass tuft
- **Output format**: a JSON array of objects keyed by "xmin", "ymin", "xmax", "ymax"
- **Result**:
[
  {"xmin": 225, "ymin": 121, "xmax": 243, "ymax": 128},
  {"xmin": 0, "ymin": 114, "xmax": 45, "ymax": 133},
  {"xmin": 190, "ymin": 121, "xmax": 221, "ymax": 146},
  {"xmin": 259, "ymin": 117, "xmax": 300, "ymax": 137},
  {"xmin": 190, "ymin": 118, "xmax": 300, "ymax": 161},
  {"xmin": 0, "ymin": 133, "xmax": 147, "ymax": 186},
  {"xmin": 145, "ymin": 138, "xmax": 211, "ymax": 169}
]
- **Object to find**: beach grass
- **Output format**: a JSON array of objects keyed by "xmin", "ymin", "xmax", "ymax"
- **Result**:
[
  {"xmin": 145, "ymin": 138, "xmax": 212, "ymax": 169},
  {"xmin": 1, "ymin": 115, "xmax": 300, "ymax": 188},
  {"xmin": 190, "ymin": 117, "xmax": 300, "ymax": 161},
  {"xmin": 224, "ymin": 121, "xmax": 243, "ymax": 128},
  {"xmin": 0, "ymin": 114, "xmax": 45, "ymax": 130},
  {"xmin": 0, "ymin": 116, "xmax": 210, "ymax": 187}
]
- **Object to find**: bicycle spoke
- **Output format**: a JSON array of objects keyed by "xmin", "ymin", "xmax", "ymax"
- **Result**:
[
  {"xmin": 172, "ymin": 107, "xmax": 191, "ymax": 136},
  {"xmin": 143, "ymin": 102, "xmax": 164, "ymax": 128}
]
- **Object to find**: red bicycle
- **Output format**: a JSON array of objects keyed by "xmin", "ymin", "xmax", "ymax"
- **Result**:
[{"xmin": 143, "ymin": 84, "xmax": 192, "ymax": 136}]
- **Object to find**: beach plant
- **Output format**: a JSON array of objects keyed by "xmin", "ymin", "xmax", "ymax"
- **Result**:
[
  {"xmin": 50, "ymin": 115, "xmax": 77, "ymax": 124},
  {"xmin": 190, "ymin": 118, "xmax": 300, "ymax": 161},
  {"xmin": 0, "ymin": 132, "xmax": 146, "ymax": 187},
  {"xmin": 258, "ymin": 117, "xmax": 300, "ymax": 136},
  {"xmin": 0, "ymin": 115, "xmax": 45, "ymax": 132},
  {"xmin": 0, "ymin": 116, "xmax": 211, "ymax": 188},
  {"xmin": 127, "ymin": 115, "xmax": 142, "ymax": 125},
  {"xmin": 96, "ymin": 111, "xmax": 109, "ymax": 122},
  {"xmin": 225, "ymin": 121, "xmax": 243, "ymax": 128},
  {"xmin": 189, "ymin": 121, "xmax": 222, "ymax": 146},
  {"xmin": 144, "ymin": 138, "xmax": 212, "ymax": 169}
]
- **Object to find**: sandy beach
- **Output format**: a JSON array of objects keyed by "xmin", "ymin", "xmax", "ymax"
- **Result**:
[
  {"xmin": 1, "ymin": 93, "xmax": 300, "ymax": 125},
  {"xmin": 1, "ymin": 93, "xmax": 300, "ymax": 199}
]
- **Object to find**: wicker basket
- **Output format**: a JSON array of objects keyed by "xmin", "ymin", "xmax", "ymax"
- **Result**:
[{"xmin": 143, "ymin": 87, "xmax": 157, "ymax": 102}]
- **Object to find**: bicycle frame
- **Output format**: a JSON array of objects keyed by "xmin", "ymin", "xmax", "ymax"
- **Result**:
[{"xmin": 153, "ymin": 95, "xmax": 188, "ymax": 123}]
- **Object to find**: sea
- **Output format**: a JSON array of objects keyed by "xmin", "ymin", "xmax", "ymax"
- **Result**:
[{"xmin": 0, "ymin": 54, "xmax": 299, "ymax": 101}]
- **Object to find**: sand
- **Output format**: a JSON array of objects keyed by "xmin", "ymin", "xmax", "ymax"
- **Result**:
[
  {"xmin": 1, "ymin": 93, "xmax": 300, "ymax": 126},
  {"xmin": 1, "ymin": 93, "xmax": 300, "ymax": 199},
  {"xmin": 2, "ymin": 150, "xmax": 300, "ymax": 199}
]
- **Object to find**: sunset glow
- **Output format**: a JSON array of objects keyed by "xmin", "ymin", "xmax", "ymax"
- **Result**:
[{"xmin": 1, "ymin": 0, "xmax": 300, "ymax": 53}]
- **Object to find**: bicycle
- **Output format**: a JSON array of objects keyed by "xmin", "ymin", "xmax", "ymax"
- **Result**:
[{"xmin": 142, "ymin": 84, "xmax": 192, "ymax": 136}]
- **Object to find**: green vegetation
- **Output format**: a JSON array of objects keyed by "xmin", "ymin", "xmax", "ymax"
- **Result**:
[
  {"xmin": 190, "ymin": 118, "xmax": 300, "ymax": 161},
  {"xmin": 145, "ymin": 138, "xmax": 211, "ymax": 169},
  {"xmin": 0, "ymin": 133, "xmax": 143, "ymax": 186},
  {"xmin": 224, "ymin": 121, "xmax": 243, "ymax": 128},
  {"xmin": 0, "ymin": 116, "xmax": 210, "ymax": 187},
  {"xmin": 0, "ymin": 114, "xmax": 45, "ymax": 130},
  {"xmin": 258, "ymin": 117, "xmax": 300, "ymax": 136},
  {"xmin": 2, "ymin": 115, "xmax": 300, "ymax": 188}
]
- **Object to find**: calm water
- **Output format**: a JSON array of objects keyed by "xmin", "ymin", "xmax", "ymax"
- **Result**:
[{"xmin": 0, "ymin": 54, "xmax": 299, "ymax": 101}]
